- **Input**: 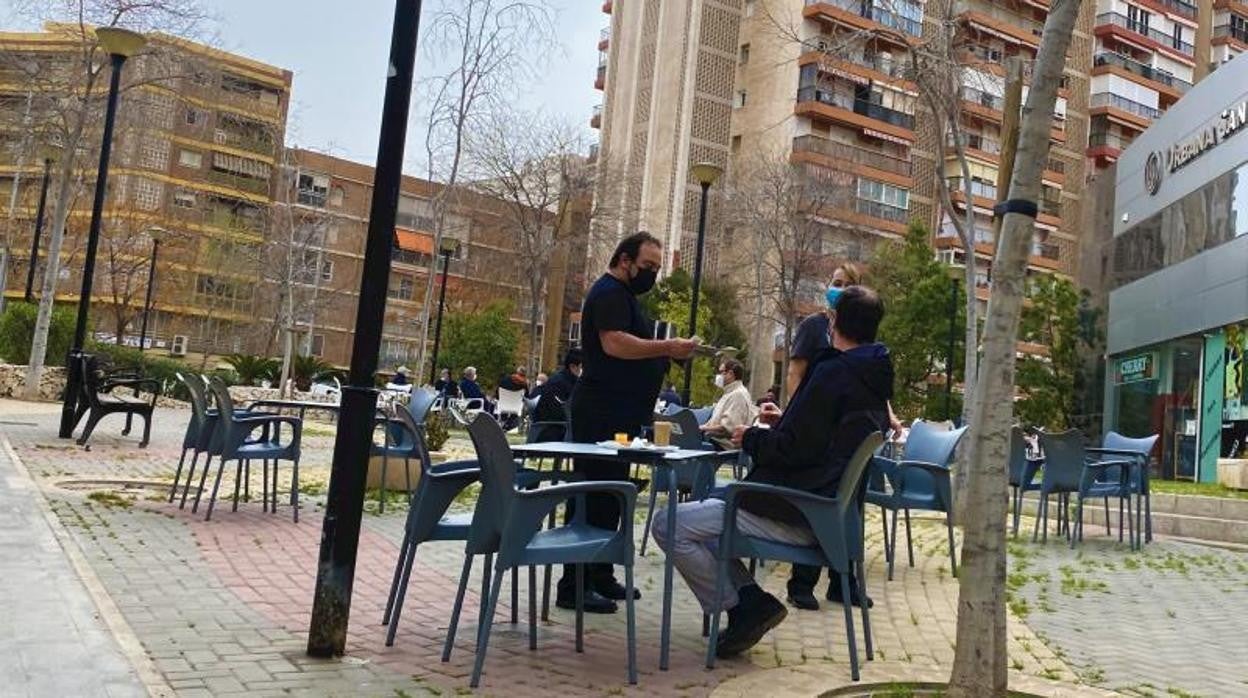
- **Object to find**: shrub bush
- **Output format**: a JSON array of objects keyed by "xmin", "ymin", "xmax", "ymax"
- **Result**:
[
  {"xmin": 0, "ymin": 302, "xmax": 76, "ymax": 365},
  {"xmin": 424, "ymin": 411, "xmax": 451, "ymax": 452},
  {"xmin": 88, "ymin": 342, "xmax": 211, "ymax": 401},
  {"xmin": 223, "ymin": 353, "xmax": 280, "ymax": 386}
]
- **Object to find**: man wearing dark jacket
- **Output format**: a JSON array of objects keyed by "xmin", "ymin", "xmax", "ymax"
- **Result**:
[
  {"xmin": 530, "ymin": 348, "xmax": 582, "ymax": 442},
  {"xmin": 651, "ymin": 286, "xmax": 892, "ymax": 659}
]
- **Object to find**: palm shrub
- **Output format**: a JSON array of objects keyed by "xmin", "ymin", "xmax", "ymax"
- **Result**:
[
  {"xmin": 224, "ymin": 354, "xmax": 280, "ymax": 386},
  {"xmin": 292, "ymin": 354, "xmax": 335, "ymax": 392}
]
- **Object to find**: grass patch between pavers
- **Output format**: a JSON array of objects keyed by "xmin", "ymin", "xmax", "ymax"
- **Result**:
[
  {"xmin": 86, "ymin": 490, "xmax": 134, "ymax": 509},
  {"xmin": 1151, "ymin": 480, "xmax": 1248, "ymax": 500}
]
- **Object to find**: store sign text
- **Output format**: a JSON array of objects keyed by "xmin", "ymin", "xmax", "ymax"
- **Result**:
[
  {"xmin": 1165, "ymin": 100, "xmax": 1248, "ymax": 174},
  {"xmin": 1116, "ymin": 352, "xmax": 1158, "ymax": 385}
]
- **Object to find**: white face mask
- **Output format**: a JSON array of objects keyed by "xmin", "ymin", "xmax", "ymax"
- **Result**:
[{"xmin": 714, "ymin": 373, "xmax": 726, "ymax": 389}]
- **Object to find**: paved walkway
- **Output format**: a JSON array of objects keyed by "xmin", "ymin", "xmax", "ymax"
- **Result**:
[
  {"xmin": 0, "ymin": 400, "xmax": 1099, "ymax": 696},
  {"xmin": 0, "ymin": 429, "xmax": 146, "ymax": 697}
]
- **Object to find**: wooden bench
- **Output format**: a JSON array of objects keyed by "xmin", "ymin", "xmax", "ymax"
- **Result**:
[{"xmin": 74, "ymin": 354, "xmax": 160, "ymax": 448}]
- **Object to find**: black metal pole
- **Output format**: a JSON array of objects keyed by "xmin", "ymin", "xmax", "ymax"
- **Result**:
[
  {"xmin": 428, "ymin": 247, "xmax": 452, "ymax": 385},
  {"xmin": 25, "ymin": 157, "xmax": 51, "ymax": 303},
  {"xmin": 681, "ymin": 180, "xmax": 711, "ymax": 405},
  {"xmin": 307, "ymin": 0, "xmax": 422, "ymax": 658},
  {"xmin": 946, "ymin": 275, "xmax": 957, "ymax": 420},
  {"xmin": 59, "ymin": 53, "xmax": 126, "ymax": 439},
  {"xmin": 137, "ymin": 239, "xmax": 159, "ymax": 352}
]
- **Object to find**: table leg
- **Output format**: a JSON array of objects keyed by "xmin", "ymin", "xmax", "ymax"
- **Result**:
[
  {"xmin": 541, "ymin": 455, "xmax": 564, "ymax": 623},
  {"xmin": 660, "ymin": 462, "xmax": 678, "ymax": 671}
]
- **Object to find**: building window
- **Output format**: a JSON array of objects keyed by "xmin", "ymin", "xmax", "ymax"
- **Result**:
[
  {"xmin": 134, "ymin": 178, "xmax": 163, "ymax": 211},
  {"xmin": 568, "ymin": 320, "xmax": 582, "ymax": 343},
  {"xmin": 1172, "ymin": 23, "xmax": 1184, "ymax": 51},
  {"xmin": 173, "ymin": 190, "xmax": 197, "ymax": 208},
  {"xmin": 179, "ymin": 149, "xmax": 202, "ymax": 169},
  {"xmin": 731, "ymin": 135, "xmax": 742, "ymax": 153},
  {"xmin": 745, "ymin": 0, "xmax": 755, "ymax": 17},
  {"xmin": 388, "ymin": 274, "xmax": 414, "ymax": 301},
  {"xmin": 1127, "ymin": 5, "xmax": 1150, "ymax": 35},
  {"xmin": 328, "ymin": 186, "xmax": 345, "ymax": 207},
  {"xmin": 310, "ymin": 334, "xmax": 325, "ymax": 357},
  {"xmin": 736, "ymin": 90, "xmax": 747, "ymax": 108},
  {"xmin": 739, "ymin": 44, "xmax": 751, "ymax": 65},
  {"xmin": 298, "ymin": 172, "xmax": 329, "ymax": 207},
  {"xmin": 320, "ymin": 259, "xmax": 334, "ymax": 283},
  {"xmin": 185, "ymin": 108, "xmax": 202, "ymax": 126}
]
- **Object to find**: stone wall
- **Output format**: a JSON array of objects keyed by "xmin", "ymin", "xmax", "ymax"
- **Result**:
[{"xmin": 0, "ymin": 364, "xmax": 68, "ymax": 402}]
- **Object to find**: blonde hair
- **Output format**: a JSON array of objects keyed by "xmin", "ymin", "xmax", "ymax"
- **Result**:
[{"xmin": 835, "ymin": 262, "xmax": 864, "ymax": 286}]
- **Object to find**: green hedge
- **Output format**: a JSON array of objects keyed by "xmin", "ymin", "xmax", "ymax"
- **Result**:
[
  {"xmin": 87, "ymin": 342, "xmax": 233, "ymax": 401},
  {"xmin": 0, "ymin": 302, "xmax": 76, "ymax": 365}
]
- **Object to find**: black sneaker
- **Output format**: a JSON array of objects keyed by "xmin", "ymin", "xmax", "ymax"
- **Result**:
[
  {"xmin": 555, "ymin": 589, "xmax": 618, "ymax": 614},
  {"xmin": 785, "ymin": 588, "xmax": 820, "ymax": 611},
  {"xmin": 715, "ymin": 592, "xmax": 787, "ymax": 658},
  {"xmin": 826, "ymin": 578, "xmax": 874, "ymax": 608},
  {"xmin": 595, "ymin": 578, "xmax": 641, "ymax": 601}
]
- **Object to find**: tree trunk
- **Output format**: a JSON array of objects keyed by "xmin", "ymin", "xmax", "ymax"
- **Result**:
[
  {"xmin": 946, "ymin": 0, "xmax": 1081, "ymax": 695},
  {"xmin": 23, "ymin": 127, "xmax": 83, "ymax": 400}
]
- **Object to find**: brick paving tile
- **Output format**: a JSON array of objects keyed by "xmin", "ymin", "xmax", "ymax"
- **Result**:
[{"xmin": 0, "ymin": 402, "xmax": 1114, "ymax": 696}]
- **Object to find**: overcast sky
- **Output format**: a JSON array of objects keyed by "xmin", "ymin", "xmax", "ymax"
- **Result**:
[{"xmin": 2, "ymin": 0, "xmax": 604, "ymax": 173}]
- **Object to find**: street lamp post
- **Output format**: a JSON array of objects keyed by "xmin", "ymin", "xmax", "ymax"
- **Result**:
[
  {"xmin": 24, "ymin": 157, "xmax": 52, "ymax": 302},
  {"xmin": 137, "ymin": 238, "xmax": 159, "ymax": 352},
  {"xmin": 681, "ymin": 161, "xmax": 723, "ymax": 406},
  {"xmin": 427, "ymin": 237, "xmax": 458, "ymax": 385},
  {"xmin": 307, "ymin": 0, "xmax": 423, "ymax": 658},
  {"xmin": 58, "ymin": 27, "xmax": 146, "ymax": 439}
]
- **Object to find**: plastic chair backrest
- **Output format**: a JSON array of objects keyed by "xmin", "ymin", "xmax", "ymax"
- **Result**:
[
  {"xmin": 692, "ymin": 407, "xmax": 712, "ymax": 425},
  {"xmin": 393, "ymin": 401, "xmax": 434, "ymax": 476},
  {"xmin": 177, "ymin": 372, "xmax": 209, "ymax": 448},
  {"xmin": 1008, "ymin": 425, "xmax": 1028, "ymax": 487},
  {"xmin": 464, "ymin": 413, "xmax": 517, "ymax": 552},
  {"xmin": 1038, "ymin": 429, "xmax": 1086, "ymax": 491},
  {"xmin": 905, "ymin": 421, "xmax": 967, "ymax": 468},
  {"xmin": 1104, "ymin": 431, "xmax": 1159, "ymax": 460},
  {"xmin": 498, "ymin": 388, "xmax": 525, "ymax": 415},
  {"xmin": 669, "ymin": 409, "xmax": 704, "ymax": 449},
  {"xmin": 836, "ymin": 431, "xmax": 885, "ymax": 515},
  {"xmin": 206, "ymin": 378, "xmax": 240, "ymax": 456}
]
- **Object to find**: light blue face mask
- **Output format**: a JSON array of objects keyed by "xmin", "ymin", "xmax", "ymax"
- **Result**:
[{"xmin": 825, "ymin": 286, "xmax": 843, "ymax": 309}]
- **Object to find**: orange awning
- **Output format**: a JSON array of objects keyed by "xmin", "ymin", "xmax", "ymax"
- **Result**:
[{"xmin": 395, "ymin": 228, "xmax": 433, "ymax": 254}]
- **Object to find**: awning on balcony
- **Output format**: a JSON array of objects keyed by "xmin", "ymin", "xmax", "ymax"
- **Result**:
[
  {"xmin": 395, "ymin": 228, "xmax": 433, "ymax": 254},
  {"xmin": 212, "ymin": 151, "xmax": 271, "ymax": 179},
  {"xmin": 826, "ymin": 64, "xmax": 869, "ymax": 85},
  {"xmin": 863, "ymin": 127, "xmax": 911, "ymax": 144}
]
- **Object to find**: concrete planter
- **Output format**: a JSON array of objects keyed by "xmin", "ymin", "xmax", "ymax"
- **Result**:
[
  {"xmin": 365, "ymin": 451, "xmax": 446, "ymax": 491},
  {"xmin": 1216, "ymin": 458, "xmax": 1248, "ymax": 490}
]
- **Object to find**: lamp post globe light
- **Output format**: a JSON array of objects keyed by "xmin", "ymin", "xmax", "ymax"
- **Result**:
[
  {"xmin": 681, "ymin": 161, "xmax": 723, "ymax": 406},
  {"xmin": 428, "ymin": 236, "xmax": 459, "ymax": 384},
  {"xmin": 58, "ymin": 26, "xmax": 147, "ymax": 439}
]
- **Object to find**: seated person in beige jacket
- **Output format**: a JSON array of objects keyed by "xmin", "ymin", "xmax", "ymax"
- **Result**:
[{"xmin": 701, "ymin": 358, "xmax": 757, "ymax": 437}]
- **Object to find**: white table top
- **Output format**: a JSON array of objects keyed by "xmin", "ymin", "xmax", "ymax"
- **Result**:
[{"xmin": 512, "ymin": 441, "xmax": 737, "ymax": 462}]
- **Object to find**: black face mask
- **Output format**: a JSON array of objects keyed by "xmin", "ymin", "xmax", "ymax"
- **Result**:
[{"xmin": 628, "ymin": 266, "xmax": 657, "ymax": 295}]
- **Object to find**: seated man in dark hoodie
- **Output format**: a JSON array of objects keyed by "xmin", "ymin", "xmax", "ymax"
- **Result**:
[{"xmin": 651, "ymin": 286, "xmax": 892, "ymax": 658}]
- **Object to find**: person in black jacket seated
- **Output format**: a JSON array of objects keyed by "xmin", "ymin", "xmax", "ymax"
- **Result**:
[
  {"xmin": 658, "ymin": 384, "xmax": 683, "ymax": 408},
  {"xmin": 651, "ymin": 286, "xmax": 892, "ymax": 659},
  {"xmin": 530, "ymin": 348, "xmax": 583, "ymax": 442},
  {"xmin": 434, "ymin": 368, "xmax": 460, "ymax": 400}
]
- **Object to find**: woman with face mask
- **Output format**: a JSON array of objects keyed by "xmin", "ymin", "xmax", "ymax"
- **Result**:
[{"xmin": 785, "ymin": 263, "xmax": 862, "ymax": 400}]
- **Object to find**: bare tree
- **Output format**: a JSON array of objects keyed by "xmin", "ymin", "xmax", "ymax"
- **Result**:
[
  {"xmin": 98, "ymin": 217, "xmax": 158, "ymax": 344},
  {"xmin": 467, "ymin": 110, "xmax": 597, "ymax": 371},
  {"xmin": 264, "ymin": 149, "xmax": 340, "ymax": 395},
  {"xmin": 947, "ymin": 0, "xmax": 1082, "ymax": 693},
  {"xmin": 2, "ymin": 0, "xmax": 210, "ymax": 398},
  {"xmin": 726, "ymin": 152, "xmax": 851, "ymax": 403},
  {"xmin": 409, "ymin": 0, "xmax": 557, "ymax": 380}
]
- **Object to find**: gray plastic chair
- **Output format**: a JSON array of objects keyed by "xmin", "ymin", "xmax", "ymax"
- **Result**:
[
  {"xmin": 706, "ymin": 431, "xmax": 884, "ymax": 680},
  {"xmin": 382, "ymin": 393, "xmax": 481, "ymax": 645},
  {"xmin": 1033, "ymin": 430, "xmax": 1085, "ymax": 543},
  {"xmin": 443, "ymin": 414, "xmax": 638, "ymax": 688},
  {"xmin": 176, "ymin": 374, "xmax": 266, "ymax": 511},
  {"xmin": 1089, "ymin": 431, "xmax": 1159, "ymax": 546},
  {"xmin": 866, "ymin": 421, "xmax": 966, "ymax": 580},
  {"xmin": 198, "ymin": 378, "xmax": 303, "ymax": 522}
]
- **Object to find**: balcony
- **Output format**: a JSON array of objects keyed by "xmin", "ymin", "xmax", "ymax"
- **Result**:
[
  {"xmin": 1089, "ymin": 131, "xmax": 1134, "ymax": 150},
  {"xmin": 947, "ymin": 177, "xmax": 997, "ymax": 201},
  {"xmin": 961, "ymin": 85, "xmax": 1005, "ymax": 112},
  {"xmin": 1093, "ymin": 52, "xmax": 1193, "ymax": 94},
  {"xmin": 602, "ymin": 0, "xmax": 612, "ymax": 13},
  {"xmin": 855, "ymin": 198, "xmax": 909, "ymax": 223},
  {"xmin": 807, "ymin": 43, "xmax": 910, "ymax": 81},
  {"xmin": 206, "ymin": 168, "xmax": 269, "ymax": 196},
  {"xmin": 213, "ymin": 128, "xmax": 275, "ymax": 157},
  {"xmin": 1090, "ymin": 92, "xmax": 1162, "ymax": 120},
  {"xmin": 591, "ymin": 104, "xmax": 602, "ymax": 129},
  {"xmin": 1033, "ymin": 241, "xmax": 1061, "ymax": 261},
  {"xmin": 792, "ymin": 134, "xmax": 912, "ymax": 177},
  {"xmin": 595, "ymin": 64, "xmax": 606, "ymax": 90},
  {"xmin": 1214, "ymin": 23, "xmax": 1248, "ymax": 45},
  {"xmin": 804, "ymin": 0, "xmax": 923, "ymax": 38},
  {"xmin": 961, "ymin": 6, "xmax": 1045, "ymax": 48},
  {"xmin": 1095, "ymin": 13, "xmax": 1195, "ymax": 56},
  {"xmin": 208, "ymin": 207, "xmax": 264, "ymax": 234},
  {"xmin": 1150, "ymin": 0, "xmax": 1198, "ymax": 19},
  {"xmin": 598, "ymin": 26, "xmax": 610, "ymax": 50},
  {"xmin": 796, "ymin": 86, "xmax": 916, "ymax": 129}
]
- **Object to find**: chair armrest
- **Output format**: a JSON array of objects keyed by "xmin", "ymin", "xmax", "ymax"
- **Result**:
[
  {"xmin": 517, "ymin": 469, "xmax": 585, "ymax": 485},
  {"xmin": 508, "ymin": 481, "xmax": 638, "ymax": 538},
  {"xmin": 719, "ymin": 481, "xmax": 837, "ymax": 508},
  {"xmin": 718, "ymin": 481, "xmax": 847, "ymax": 566},
  {"xmin": 1080, "ymin": 458, "xmax": 1134, "ymax": 488},
  {"xmin": 895, "ymin": 460, "xmax": 954, "ymax": 511},
  {"xmin": 429, "ymin": 459, "xmax": 478, "ymax": 476},
  {"xmin": 102, "ymin": 377, "xmax": 161, "ymax": 394}
]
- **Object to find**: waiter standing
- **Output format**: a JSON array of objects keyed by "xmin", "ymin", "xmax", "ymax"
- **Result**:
[{"xmin": 555, "ymin": 231, "xmax": 698, "ymax": 614}]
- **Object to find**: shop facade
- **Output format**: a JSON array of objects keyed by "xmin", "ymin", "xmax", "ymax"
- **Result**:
[{"xmin": 1105, "ymin": 55, "xmax": 1248, "ymax": 483}]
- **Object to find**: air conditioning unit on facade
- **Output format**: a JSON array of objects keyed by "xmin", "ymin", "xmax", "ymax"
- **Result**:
[{"xmin": 170, "ymin": 335, "xmax": 189, "ymax": 357}]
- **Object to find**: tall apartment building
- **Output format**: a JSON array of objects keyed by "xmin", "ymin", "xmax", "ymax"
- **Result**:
[
  {"xmin": 0, "ymin": 24, "xmax": 292, "ymax": 358},
  {"xmin": 278, "ymin": 149, "xmax": 589, "ymax": 371},
  {"xmin": 593, "ymin": 0, "xmax": 1094, "ymax": 386}
]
